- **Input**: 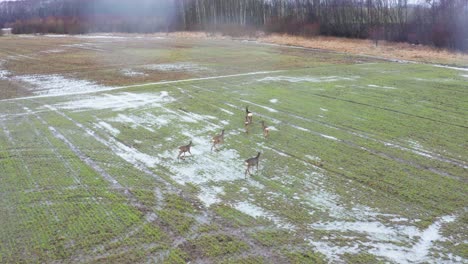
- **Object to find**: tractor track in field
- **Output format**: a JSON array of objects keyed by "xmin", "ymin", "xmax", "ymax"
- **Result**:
[
  {"xmin": 312, "ymin": 93, "xmax": 468, "ymax": 129},
  {"xmin": 0, "ymin": 120, "xmax": 41, "ymax": 191}
]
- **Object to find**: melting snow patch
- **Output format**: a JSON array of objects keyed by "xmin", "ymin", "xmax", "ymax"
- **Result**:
[
  {"xmin": 109, "ymin": 113, "xmax": 159, "ymax": 132},
  {"xmin": 234, "ymin": 201, "xmax": 294, "ymax": 230},
  {"xmin": 433, "ymin": 65, "xmax": 468, "ymax": 72},
  {"xmin": 320, "ymin": 108, "xmax": 329, "ymax": 112},
  {"xmin": 120, "ymin": 69, "xmax": 147, "ymax": 77},
  {"xmin": 163, "ymin": 145, "xmax": 245, "ymax": 185},
  {"xmin": 269, "ymin": 98, "xmax": 278, "ymax": 103},
  {"xmin": 311, "ymin": 221, "xmax": 419, "ymax": 242},
  {"xmin": 320, "ymin": 134, "xmax": 338, "ymax": 141},
  {"xmin": 308, "ymin": 214, "xmax": 459, "ymax": 264},
  {"xmin": 219, "ymin": 108, "xmax": 234, "ymax": 115},
  {"xmin": 0, "ymin": 60, "xmax": 10, "ymax": 80},
  {"xmin": 74, "ymin": 35, "xmax": 127, "ymax": 39},
  {"xmin": 95, "ymin": 121, "xmax": 120, "ymax": 136},
  {"xmin": 55, "ymin": 91, "xmax": 174, "ymax": 111},
  {"xmin": 144, "ymin": 62, "xmax": 208, "ymax": 72},
  {"xmin": 239, "ymin": 100, "xmax": 278, "ymax": 113},
  {"xmin": 462, "ymin": 74, "xmax": 468, "ymax": 78},
  {"xmin": 41, "ymin": 49, "xmax": 65, "ymax": 54},
  {"xmin": 258, "ymin": 75, "xmax": 357, "ymax": 83},
  {"xmin": 15, "ymin": 74, "xmax": 112, "ymax": 96},
  {"xmin": 367, "ymin": 84, "xmax": 396, "ymax": 89},
  {"xmin": 113, "ymin": 140, "xmax": 159, "ymax": 168},
  {"xmin": 198, "ymin": 185, "xmax": 224, "ymax": 208}
]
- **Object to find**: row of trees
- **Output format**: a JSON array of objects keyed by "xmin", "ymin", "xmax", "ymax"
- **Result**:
[{"xmin": 1, "ymin": 0, "xmax": 467, "ymax": 51}]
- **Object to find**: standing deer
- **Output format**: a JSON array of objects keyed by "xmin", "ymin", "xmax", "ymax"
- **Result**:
[
  {"xmin": 211, "ymin": 129, "xmax": 225, "ymax": 152},
  {"xmin": 177, "ymin": 140, "xmax": 192, "ymax": 160},
  {"xmin": 245, "ymin": 106, "xmax": 253, "ymax": 124},
  {"xmin": 244, "ymin": 152, "xmax": 261, "ymax": 177},
  {"xmin": 261, "ymin": 120, "xmax": 269, "ymax": 138}
]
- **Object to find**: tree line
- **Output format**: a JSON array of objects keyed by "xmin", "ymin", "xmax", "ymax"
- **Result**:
[{"xmin": 1, "ymin": 0, "xmax": 467, "ymax": 51}]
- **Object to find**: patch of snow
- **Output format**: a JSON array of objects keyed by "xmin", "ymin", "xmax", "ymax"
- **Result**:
[
  {"xmin": 15, "ymin": 74, "xmax": 112, "ymax": 96},
  {"xmin": 162, "ymin": 142, "xmax": 245, "ymax": 185},
  {"xmin": 108, "ymin": 135, "xmax": 159, "ymax": 168},
  {"xmin": 291, "ymin": 124, "xmax": 310, "ymax": 132},
  {"xmin": 407, "ymin": 140, "xmax": 434, "ymax": 158},
  {"xmin": 320, "ymin": 108, "xmax": 329, "ymax": 112},
  {"xmin": 54, "ymin": 91, "xmax": 174, "ymax": 111},
  {"xmin": 433, "ymin": 64, "xmax": 468, "ymax": 72},
  {"xmin": 74, "ymin": 35, "xmax": 127, "ymax": 39},
  {"xmin": 43, "ymin": 34, "xmax": 69, "ymax": 38},
  {"xmin": 41, "ymin": 49, "xmax": 65, "ymax": 54},
  {"xmin": 269, "ymin": 98, "xmax": 278, "ymax": 103},
  {"xmin": 0, "ymin": 60, "xmax": 10, "ymax": 80},
  {"xmin": 308, "ymin": 240, "xmax": 360, "ymax": 263},
  {"xmin": 320, "ymin": 134, "xmax": 338, "ymax": 141},
  {"xmin": 262, "ymin": 145, "xmax": 288, "ymax": 157},
  {"xmin": 219, "ymin": 108, "xmax": 234, "ymax": 115},
  {"xmin": 367, "ymin": 84, "xmax": 397, "ymax": 89},
  {"xmin": 120, "ymin": 69, "xmax": 148, "ymax": 77},
  {"xmin": 234, "ymin": 201, "xmax": 294, "ymax": 230},
  {"xmin": 311, "ymin": 221, "xmax": 419, "ymax": 242},
  {"xmin": 198, "ymin": 185, "xmax": 224, "ymax": 207},
  {"xmin": 308, "ymin": 214, "xmax": 460, "ymax": 264},
  {"xmin": 144, "ymin": 62, "xmax": 208, "ymax": 72},
  {"xmin": 95, "ymin": 121, "xmax": 120, "ymax": 136},
  {"xmin": 109, "ymin": 113, "xmax": 158, "ymax": 132},
  {"xmin": 258, "ymin": 75, "xmax": 358, "ymax": 83},
  {"xmin": 462, "ymin": 74, "xmax": 468, "ymax": 78},
  {"xmin": 239, "ymin": 100, "xmax": 278, "ymax": 113},
  {"xmin": 305, "ymin": 155, "xmax": 321, "ymax": 162}
]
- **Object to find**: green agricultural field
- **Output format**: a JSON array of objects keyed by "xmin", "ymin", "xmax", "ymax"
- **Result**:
[{"xmin": 0, "ymin": 34, "xmax": 466, "ymax": 263}]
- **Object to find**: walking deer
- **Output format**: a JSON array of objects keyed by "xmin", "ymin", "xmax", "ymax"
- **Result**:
[
  {"xmin": 261, "ymin": 120, "xmax": 269, "ymax": 138},
  {"xmin": 211, "ymin": 129, "xmax": 225, "ymax": 152},
  {"xmin": 244, "ymin": 152, "xmax": 261, "ymax": 177},
  {"xmin": 177, "ymin": 140, "xmax": 192, "ymax": 160}
]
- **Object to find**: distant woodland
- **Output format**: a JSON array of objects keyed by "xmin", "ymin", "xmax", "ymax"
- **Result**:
[{"xmin": 0, "ymin": 0, "xmax": 467, "ymax": 51}]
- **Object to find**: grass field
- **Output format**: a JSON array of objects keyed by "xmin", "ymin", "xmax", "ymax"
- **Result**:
[{"xmin": 0, "ymin": 34, "xmax": 467, "ymax": 263}]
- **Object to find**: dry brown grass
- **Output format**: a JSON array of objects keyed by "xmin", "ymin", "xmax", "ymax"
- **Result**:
[
  {"xmin": 159, "ymin": 31, "xmax": 468, "ymax": 67},
  {"xmin": 259, "ymin": 34, "xmax": 468, "ymax": 66}
]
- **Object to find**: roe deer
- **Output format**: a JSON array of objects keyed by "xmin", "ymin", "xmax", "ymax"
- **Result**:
[
  {"xmin": 245, "ymin": 106, "xmax": 253, "ymax": 124},
  {"xmin": 211, "ymin": 129, "xmax": 225, "ymax": 152},
  {"xmin": 244, "ymin": 115, "xmax": 251, "ymax": 133},
  {"xmin": 244, "ymin": 152, "xmax": 261, "ymax": 177},
  {"xmin": 177, "ymin": 140, "xmax": 192, "ymax": 159},
  {"xmin": 261, "ymin": 120, "xmax": 269, "ymax": 138}
]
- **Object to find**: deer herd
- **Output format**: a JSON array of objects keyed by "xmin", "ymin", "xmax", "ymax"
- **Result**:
[{"xmin": 177, "ymin": 106, "xmax": 269, "ymax": 178}]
